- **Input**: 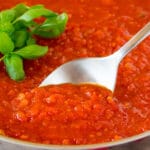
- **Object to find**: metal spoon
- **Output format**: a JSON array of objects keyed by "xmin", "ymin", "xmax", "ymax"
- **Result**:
[{"xmin": 40, "ymin": 22, "xmax": 150, "ymax": 91}]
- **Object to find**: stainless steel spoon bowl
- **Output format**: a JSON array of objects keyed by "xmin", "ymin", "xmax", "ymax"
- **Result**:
[{"xmin": 40, "ymin": 22, "xmax": 150, "ymax": 91}]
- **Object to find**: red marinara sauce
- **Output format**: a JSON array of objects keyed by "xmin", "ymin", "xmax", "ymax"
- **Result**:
[{"xmin": 0, "ymin": 0, "xmax": 150, "ymax": 145}]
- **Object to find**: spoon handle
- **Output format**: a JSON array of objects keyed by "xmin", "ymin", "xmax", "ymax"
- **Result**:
[{"xmin": 115, "ymin": 22, "xmax": 150, "ymax": 61}]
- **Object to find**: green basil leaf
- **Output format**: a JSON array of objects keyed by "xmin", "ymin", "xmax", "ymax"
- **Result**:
[
  {"xmin": 13, "ymin": 30, "xmax": 29, "ymax": 48},
  {"xmin": 0, "ymin": 9, "xmax": 16, "ymax": 23},
  {"xmin": 26, "ymin": 36, "xmax": 36, "ymax": 45},
  {"xmin": 13, "ymin": 20, "xmax": 38, "ymax": 31},
  {"xmin": 14, "ymin": 44, "xmax": 48, "ymax": 59},
  {"xmin": 4, "ymin": 54, "xmax": 25, "ymax": 81},
  {"xmin": 30, "ymin": 4, "xmax": 44, "ymax": 9},
  {"xmin": 0, "ymin": 32, "xmax": 14, "ymax": 54},
  {"xmin": 0, "ymin": 22, "xmax": 15, "ymax": 35},
  {"xmin": 33, "ymin": 13, "xmax": 68, "ymax": 38},
  {"xmin": 13, "ymin": 3, "xmax": 29, "ymax": 18},
  {"xmin": 14, "ymin": 8, "xmax": 57, "ymax": 23},
  {"xmin": 13, "ymin": 21, "xmax": 27, "ymax": 30}
]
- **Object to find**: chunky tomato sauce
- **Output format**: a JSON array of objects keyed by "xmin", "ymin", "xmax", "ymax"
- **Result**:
[{"xmin": 0, "ymin": 0, "xmax": 150, "ymax": 145}]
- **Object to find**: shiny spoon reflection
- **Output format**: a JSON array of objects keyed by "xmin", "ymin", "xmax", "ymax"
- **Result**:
[{"xmin": 40, "ymin": 22, "xmax": 150, "ymax": 92}]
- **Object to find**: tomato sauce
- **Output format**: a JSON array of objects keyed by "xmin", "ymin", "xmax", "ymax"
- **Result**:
[{"xmin": 0, "ymin": 0, "xmax": 150, "ymax": 145}]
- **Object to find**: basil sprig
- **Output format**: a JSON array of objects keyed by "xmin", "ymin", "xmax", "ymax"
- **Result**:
[
  {"xmin": 33, "ymin": 13, "xmax": 68, "ymax": 38},
  {"xmin": 4, "ymin": 54, "xmax": 25, "ymax": 81},
  {"xmin": 0, "ymin": 3, "xmax": 68, "ymax": 81},
  {"xmin": 0, "ymin": 32, "xmax": 14, "ymax": 55},
  {"xmin": 14, "ymin": 45, "xmax": 48, "ymax": 59}
]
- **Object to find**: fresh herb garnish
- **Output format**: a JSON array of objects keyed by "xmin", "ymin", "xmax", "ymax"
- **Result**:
[
  {"xmin": 0, "ymin": 32, "xmax": 15, "ymax": 55},
  {"xmin": 0, "ymin": 3, "xmax": 68, "ymax": 81},
  {"xmin": 33, "ymin": 13, "xmax": 68, "ymax": 38},
  {"xmin": 4, "ymin": 54, "xmax": 25, "ymax": 81},
  {"xmin": 14, "ymin": 45, "xmax": 48, "ymax": 59}
]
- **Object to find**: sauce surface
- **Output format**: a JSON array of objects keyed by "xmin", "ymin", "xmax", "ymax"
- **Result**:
[{"xmin": 0, "ymin": 0, "xmax": 150, "ymax": 145}]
